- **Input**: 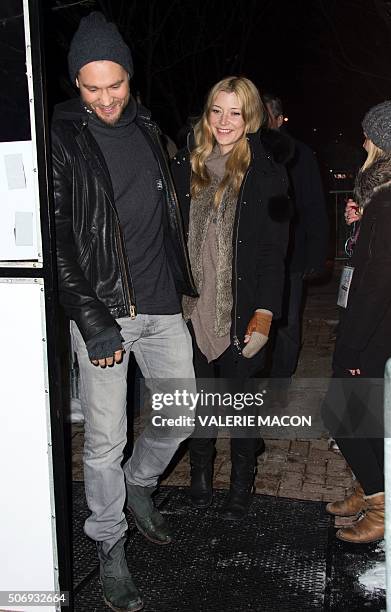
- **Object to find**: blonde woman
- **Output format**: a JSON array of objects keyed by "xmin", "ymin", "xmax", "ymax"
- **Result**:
[
  {"xmin": 171, "ymin": 76, "xmax": 292, "ymax": 520},
  {"xmin": 324, "ymin": 101, "xmax": 391, "ymax": 543}
]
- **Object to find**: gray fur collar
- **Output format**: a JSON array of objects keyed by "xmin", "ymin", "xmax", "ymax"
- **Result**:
[
  {"xmin": 355, "ymin": 155, "xmax": 391, "ymax": 208},
  {"xmin": 182, "ymin": 174, "xmax": 236, "ymax": 336}
]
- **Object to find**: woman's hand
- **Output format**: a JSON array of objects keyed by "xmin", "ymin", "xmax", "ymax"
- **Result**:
[
  {"xmin": 242, "ymin": 309, "xmax": 272, "ymax": 358},
  {"xmin": 348, "ymin": 368, "xmax": 361, "ymax": 376},
  {"xmin": 345, "ymin": 199, "xmax": 361, "ymax": 226}
]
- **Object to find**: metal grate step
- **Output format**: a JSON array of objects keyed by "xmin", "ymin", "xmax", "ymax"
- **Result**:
[{"xmin": 72, "ymin": 483, "xmax": 385, "ymax": 612}]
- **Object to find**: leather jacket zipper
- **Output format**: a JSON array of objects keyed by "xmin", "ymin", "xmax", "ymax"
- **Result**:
[
  {"xmin": 232, "ymin": 168, "xmax": 251, "ymax": 355},
  {"xmin": 115, "ymin": 218, "xmax": 137, "ymax": 318},
  {"xmin": 78, "ymin": 230, "xmax": 96, "ymax": 266}
]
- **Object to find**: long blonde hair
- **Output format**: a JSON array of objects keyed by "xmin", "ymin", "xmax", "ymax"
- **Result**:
[
  {"xmin": 190, "ymin": 76, "xmax": 265, "ymax": 206},
  {"xmin": 361, "ymin": 139, "xmax": 385, "ymax": 171}
]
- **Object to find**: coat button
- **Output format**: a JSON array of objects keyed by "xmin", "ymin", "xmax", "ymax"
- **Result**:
[
  {"xmin": 238, "ymin": 276, "xmax": 242, "ymax": 281},
  {"xmin": 237, "ymin": 315, "xmax": 241, "ymax": 319},
  {"xmin": 186, "ymin": 193, "xmax": 190, "ymax": 197}
]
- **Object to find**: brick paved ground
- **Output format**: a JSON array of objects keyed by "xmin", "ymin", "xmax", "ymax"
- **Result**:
[{"xmin": 72, "ymin": 266, "xmax": 354, "ymax": 503}]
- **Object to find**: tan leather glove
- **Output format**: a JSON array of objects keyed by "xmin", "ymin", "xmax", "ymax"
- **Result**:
[{"xmin": 242, "ymin": 309, "xmax": 273, "ymax": 359}]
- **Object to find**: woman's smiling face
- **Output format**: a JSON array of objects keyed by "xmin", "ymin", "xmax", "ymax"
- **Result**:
[{"xmin": 208, "ymin": 90, "xmax": 245, "ymax": 154}]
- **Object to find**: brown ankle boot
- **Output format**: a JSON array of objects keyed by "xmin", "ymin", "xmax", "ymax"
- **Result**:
[
  {"xmin": 336, "ymin": 492, "xmax": 385, "ymax": 544},
  {"xmin": 326, "ymin": 484, "xmax": 366, "ymax": 517},
  {"xmin": 334, "ymin": 514, "xmax": 362, "ymax": 529}
]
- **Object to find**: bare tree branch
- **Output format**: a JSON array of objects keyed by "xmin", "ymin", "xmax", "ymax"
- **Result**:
[
  {"xmin": 317, "ymin": 0, "xmax": 391, "ymax": 82},
  {"xmin": 52, "ymin": 0, "xmax": 95, "ymax": 11},
  {"xmin": 0, "ymin": 0, "xmax": 93, "ymax": 25}
]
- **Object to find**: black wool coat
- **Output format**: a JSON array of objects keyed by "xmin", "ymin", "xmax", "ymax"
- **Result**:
[
  {"xmin": 334, "ymin": 179, "xmax": 391, "ymax": 375},
  {"xmin": 288, "ymin": 138, "xmax": 329, "ymax": 274},
  {"xmin": 171, "ymin": 128, "xmax": 293, "ymax": 355}
]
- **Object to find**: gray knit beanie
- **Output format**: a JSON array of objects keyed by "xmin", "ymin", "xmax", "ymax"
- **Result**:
[
  {"xmin": 362, "ymin": 101, "xmax": 391, "ymax": 153},
  {"xmin": 68, "ymin": 12, "xmax": 133, "ymax": 84}
]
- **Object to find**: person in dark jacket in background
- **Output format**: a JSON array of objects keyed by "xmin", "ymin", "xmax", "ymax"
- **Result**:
[
  {"xmin": 171, "ymin": 77, "xmax": 292, "ymax": 521},
  {"xmin": 323, "ymin": 101, "xmax": 391, "ymax": 544},
  {"xmin": 52, "ymin": 12, "xmax": 197, "ymax": 611},
  {"xmin": 263, "ymin": 93, "xmax": 329, "ymax": 383}
]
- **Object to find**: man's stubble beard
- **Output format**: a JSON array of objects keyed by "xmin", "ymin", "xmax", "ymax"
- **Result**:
[{"xmin": 82, "ymin": 92, "xmax": 130, "ymax": 127}]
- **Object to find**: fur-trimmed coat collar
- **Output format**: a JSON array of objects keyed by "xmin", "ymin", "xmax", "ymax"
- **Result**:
[
  {"xmin": 354, "ymin": 155, "xmax": 391, "ymax": 208},
  {"xmin": 256, "ymin": 127, "xmax": 294, "ymax": 164}
]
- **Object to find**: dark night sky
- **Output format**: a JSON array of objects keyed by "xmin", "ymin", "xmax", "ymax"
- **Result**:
[{"xmin": 2, "ymin": 0, "xmax": 391, "ymax": 177}]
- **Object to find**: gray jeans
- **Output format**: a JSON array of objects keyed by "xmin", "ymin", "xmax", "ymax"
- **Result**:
[{"xmin": 71, "ymin": 314, "xmax": 195, "ymax": 547}]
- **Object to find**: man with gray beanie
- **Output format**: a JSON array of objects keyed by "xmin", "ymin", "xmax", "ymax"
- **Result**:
[{"xmin": 52, "ymin": 11, "xmax": 197, "ymax": 611}]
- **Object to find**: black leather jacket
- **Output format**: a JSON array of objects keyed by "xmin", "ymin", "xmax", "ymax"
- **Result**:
[{"xmin": 51, "ymin": 99, "xmax": 196, "ymax": 342}]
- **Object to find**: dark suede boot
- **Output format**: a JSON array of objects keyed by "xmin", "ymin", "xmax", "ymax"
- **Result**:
[
  {"xmin": 188, "ymin": 439, "xmax": 215, "ymax": 508},
  {"xmin": 126, "ymin": 483, "xmax": 173, "ymax": 545},
  {"xmin": 97, "ymin": 536, "xmax": 143, "ymax": 612},
  {"xmin": 220, "ymin": 448, "xmax": 256, "ymax": 521}
]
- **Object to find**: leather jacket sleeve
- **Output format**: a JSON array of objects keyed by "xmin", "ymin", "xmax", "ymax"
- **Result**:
[{"xmin": 52, "ymin": 128, "xmax": 118, "ymax": 342}]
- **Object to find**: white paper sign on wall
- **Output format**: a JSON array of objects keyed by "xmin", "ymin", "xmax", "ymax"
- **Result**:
[{"xmin": 0, "ymin": 140, "xmax": 39, "ymax": 262}]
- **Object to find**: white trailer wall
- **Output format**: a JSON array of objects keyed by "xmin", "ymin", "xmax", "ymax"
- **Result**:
[
  {"xmin": 0, "ymin": 0, "xmax": 61, "ymax": 609},
  {"xmin": 0, "ymin": 280, "xmax": 59, "ymax": 612}
]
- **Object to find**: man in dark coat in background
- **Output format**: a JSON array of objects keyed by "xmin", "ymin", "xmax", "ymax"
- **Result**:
[{"xmin": 263, "ymin": 93, "xmax": 329, "ymax": 383}]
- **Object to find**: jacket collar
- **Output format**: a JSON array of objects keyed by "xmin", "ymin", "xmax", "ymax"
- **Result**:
[
  {"xmin": 52, "ymin": 96, "xmax": 152, "ymax": 131},
  {"xmin": 257, "ymin": 128, "xmax": 294, "ymax": 164},
  {"xmin": 62, "ymin": 99, "xmax": 156, "ymax": 206}
]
